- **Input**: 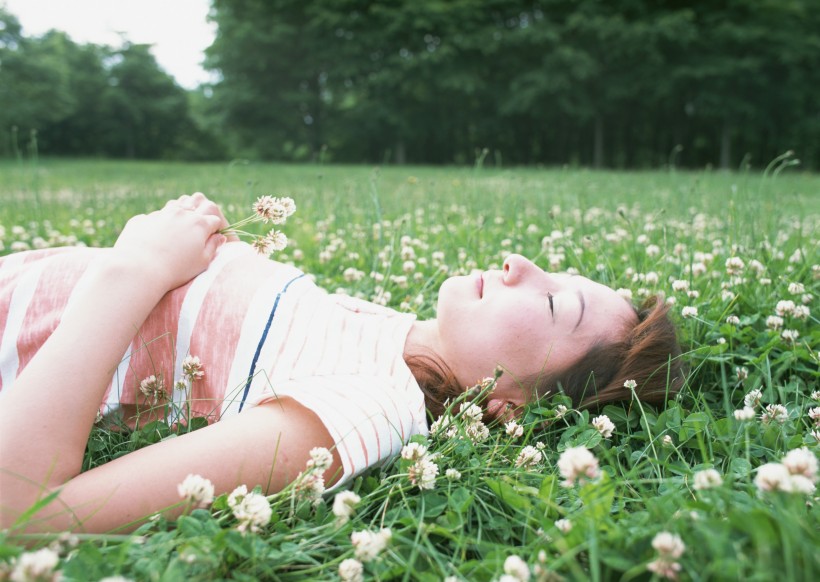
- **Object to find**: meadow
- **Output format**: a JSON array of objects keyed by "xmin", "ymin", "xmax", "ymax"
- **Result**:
[{"xmin": 0, "ymin": 158, "xmax": 818, "ymax": 581}]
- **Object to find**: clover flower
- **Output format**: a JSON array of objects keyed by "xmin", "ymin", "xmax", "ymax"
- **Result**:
[
  {"xmin": 725, "ymin": 257, "xmax": 745, "ymax": 275},
  {"xmin": 726, "ymin": 315, "xmax": 740, "ymax": 325},
  {"xmin": 139, "ymin": 374, "xmax": 165, "ymax": 405},
  {"xmin": 775, "ymin": 300, "xmax": 796, "ymax": 317},
  {"xmin": 515, "ymin": 445, "xmax": 543, "ymax": 469},
  {"xmin": 430, "ymin": 414, "xmax": 457, "ymax": 439},
  {"xmin": 755, "ymin": 448, "xmax": 818, "ymax": 494},
  {"xmin": 332, "ymin": 491, "xmax": 361, "ymax": 525},
  {"xmin": 181, "ymin": 355, "xmax": 204, "ymax": 381},
  {"xmin": 338, "ymin": 558, "xmax": 364, "ymax": 582},
  {"xmin": 781, "ymin": 329, "xmax": 799, "ymax": 342},
  {"xmin": 554, "ymin": 404, "xmax": 569, "ymax": 419},
  {"xmin": 351, "ymin": 528, "xmax": 392, "ymax": 562},
  {"xmin": 624, "ymin": 379, "xmax": 638, "ymax": 390},
  {"xmin": 408, "ymin": 457, "xmax": 439, "ymax": 490},
  {"xmin": 736, "ymin": 366, "xmax": 749, "ymax": 382},
  {"xmin": 557, "ymin": 446, "xmax": 601, "ymax": 487},
  {"xmin": 662, "ymin": 435, "xmax": 674, "ymax": 447},
  {"xmin": 445, "ymin": 468, "xmax": 462, "ymax": 481},
  {"xmin": 760, "ymin": 404, "xmax": 788, "ymax": 424},
  {"xmin": 227, "ymin": 485, "xmax": 272, "ymax": 533},
  {"xmin": 693, "ymin": 469, "xmax": 723, "ymax": 490},
  {"xmin": 592, "ymin": 414, "xmax": 615, "ymax": 438},
  {"xmin": 8, "ymin": 548, "xmax": 60, "ymax": 582},
  {"xmin": 223, "ymin": 195, "xmax": 296, "ymax": 256},
  {"xmin": 646, "ymin": 531, "xmax": 686, "ymax": 580},
  {"xmin": 766, "ymin": 315, "xmax": 784, "ymax": 330},
  {"xmin": 743, "ymin": 388, "xmax": 761, "ymax": 408},
  {"xmin": 681, "ymin": 306, "xmax": 698, "ymax": 318},
  {"xmin": 554, "ymin": 518, "xmax": 573, "ymax": 534},
  {"xmin": 505, "ymin": 420, "xmax": 524, "ymax": 438},
  {"xmin": 733, "ymin": 407, "xmax": 756, "ymax": 421},
  {"xmin": 400, "ymin": 442, "xmax": 428, "ymax": 461},
  {"xmin": 307, "ymin": 447, "xmax": 333, "ymax": 472},
  {"xmin": 503, "ymin": 555, "xmax": 531, "ymax": 582},
  {"xmin": 177, "ymin": 474, "xmax": 215, "ymax": 508},
  {"xmin": 809, "ymin": 407, "xmax": 820, "ymax": 426}
]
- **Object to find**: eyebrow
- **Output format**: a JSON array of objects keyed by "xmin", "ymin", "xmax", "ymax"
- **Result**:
[{"xmin": 573, "ymin": 289, "xmax": 585, "ymax": 331}]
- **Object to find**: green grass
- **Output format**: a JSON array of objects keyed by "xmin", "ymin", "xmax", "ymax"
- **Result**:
[{"xmin": 1, "ymin": 158, "xmax": 818, "ymax": 581}]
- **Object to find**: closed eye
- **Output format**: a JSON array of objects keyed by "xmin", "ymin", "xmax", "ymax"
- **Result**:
[{"xmin": 547, "ymin": 292, "xmax": 554, "ymax": 317}]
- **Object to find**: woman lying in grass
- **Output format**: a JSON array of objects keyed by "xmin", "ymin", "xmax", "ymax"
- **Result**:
[{"xmin": 0, "ymin": 193, "xmax": 684, "ymax": 533}]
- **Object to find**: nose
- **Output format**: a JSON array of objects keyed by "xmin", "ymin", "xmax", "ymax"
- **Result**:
[{"xmin": 502, "ymin": 254, "xmax": 542, "ymax": 286}]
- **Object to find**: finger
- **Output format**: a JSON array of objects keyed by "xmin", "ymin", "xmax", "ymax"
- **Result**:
[
  {"xmin": 195, "ymin": 200, "xmax": 229, "ymax": 230},
  {"xmin": 203, "ymin": 233, "xmax": 227, "ymax": 259},
  {"xmin": 200, "ymin": 213, "xmax": 227, "ymax": 234}
]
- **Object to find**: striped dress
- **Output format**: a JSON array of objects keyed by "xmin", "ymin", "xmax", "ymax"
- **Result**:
[{"xmin": 0, "ymin": 242, "xmax": 428, "ymax": 485}]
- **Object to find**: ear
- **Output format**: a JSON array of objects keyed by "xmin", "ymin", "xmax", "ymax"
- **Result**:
[{"xmin": 485, "ymin": 398, "xmax": 523, "ymax": 422}]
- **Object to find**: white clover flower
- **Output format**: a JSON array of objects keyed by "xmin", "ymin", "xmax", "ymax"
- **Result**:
[
  {"xmin": 351, "ymin": 528, "xmax": 392, "ymax": 562},
  {"xmin": 686, "ymin": 289, "xmax": 700, "ymax": 299},
  {"xmin": 623, "ymin": 379, "xmax": 638, "ymax": 390},
  {"xmin": 693, "ymin": 469, "xmax": 723, "ymax": 490},
  {"xmin": 554, "ymin": 404, "xmax": 569, "ymax": 419},
  {"xmin": 465, "ymin": 421, "xmax": 490, "ymax": 443},
  {"xmin": 792, "ymin": 305, "xmax": 810, "ymax": 319},
  {"xmin": 400, "ymin": 442, "xmax": 428, "ymax": 461},
  {"xmin": 503, "ymin": 554, "xmax": 531, "ymax": 582},
  {"xmin": 736, "ymin": 366, "xmax": 749, "ymax": 382},
  {"xmin": 9, "ymin": 548, "xmax": 60, "ymax": 582},
  {"xmin": 332, "ymin": 491, "xmax": 361, "ymax": 525},
  {"xmin": 294, "ymin": 470, "xmax": 325, "ymax": 504},
  {"xmin": 430, "ymin": 414, "xmax": 457, "ymax": 439},
  {"xmin": 408, "ymin": 458, "xmax": 439, "ymax": 490},
  {"xmin": 592, "ymin": 414, "xmax": 615, "ymax": 438},
  {"xmin": 766, "ymin": 315, "xmax": 784, "ymax": 330},
  {"xmin": 760, "ymin": 404, "xmax": 789, "ymax": 424},
  {"xmin": 460, "ymin": 402, "xmax": 484, "ymax": 423},
  {"xmin": 755, "ymin": 462, "xmax": 793, "ymax": 492},
  {"xmin": 177, "ymin": 474, "xmax": 215, "ymax": 508},
  {"xmin": 775, "ymin": 300, "xmax": 797, "ymax": 317},
  {"xmin": 681, "ymin": 306, "xmax": 698, "ymax": 318},
  {"xmin": 809, "ymin": 407, "xmax": 820, "ymax": 426},
  {"xmin": 812, "ymin": 391, "xmax": 820, "ymax": 401},
  {"xmin": 338, "ymin": 558, "xmax": 364, "ymax": 582},
  {"xmin": 788, "ymin": 282, "xmax": 805, "ymax": 294},
  {"xmin": 726, "ymin": 315, "xmax": 740, "ymax": 325},
  {"xmin": 227, "ymin": 485, "xmax": 272, "ymax": 533},
  {"xmin": 652, "ymin": 531, "xmax": 686, "ymax": 560},
  {"xmin": 308, "ymin": 447, "xmax": 333, "ymax": 472},
  {"xmin": 139, "ymin": 374, "xmax": 165, "ymax": 405},
  {"xmin": 743, "ymin": 388, "xmax": 761, "ymax": 408},
  {"xmin": 646, "ymin": 558, "xmax": 682, "ymax": 580},
  {"xmin": 781, "ymin": 447, "xmax": 818, "ymax": 481},
  {"xmin": 264, "ymin": 229, "xmax": 288, "ymax": 252},
  {"xmin": 616, "ymin": 288, "xmax": 633, "ymax": 300},
  {"xmin": 505, "ymin": 420, "xmax": 524, "ymax": 438},
  {"xmin": 445, "ymin": 468, "xmax": 462, "ymax": 481},
  {"xmin": 801, "ymin": 293, "xmax": 813, "ymax": 305},
  {"xmin": 781, "ymin": 329, "xmax": 800, "ymax": 342},
  {"xmin": 733, "ymin": 407, "xmax": 756, "ymax": 421},
  {"xmin": 671, "ymin": 279, "xmax": 689, "ymax": 292},
  {"xmin": 515, "ymin": 445, "xmax": 543, "ymax": 469},
  {"xmin": 554, "ymin": 518, "xmax": 573, "ymax": 533},
  {"xmin": 789, "ymin": 475, "xmax": 817, "ymax": 495},
  {"xmin": 662, "ymin": 434, "xmax": 674, "ymax": 447},
  {"xmin": 181, "ymin": 355, "xmax": 204, "ymax": 381},
  {"xmin": 557, "ymin": 446, "xmax": 601, "ymax": 487},
  {"xmin": 725, "ymin": 256, "xmax": 745, "ymax": 275}
]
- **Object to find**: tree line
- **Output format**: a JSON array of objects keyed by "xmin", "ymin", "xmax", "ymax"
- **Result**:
[{"xmin": 2, "ymin": 1, "xmax": 819, "ymax": 169}]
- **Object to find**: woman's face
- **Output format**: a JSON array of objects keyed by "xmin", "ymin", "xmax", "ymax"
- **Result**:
[{"xmin": 434, "ymin": 254, "xmax": 637, "ymax": 413}]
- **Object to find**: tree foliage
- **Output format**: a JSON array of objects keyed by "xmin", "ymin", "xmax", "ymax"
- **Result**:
[
  {"xmin": 1, "ymin": 1, "xmax": 818, "ymax": 167},
  {"xmin": 0, "ymin": 7, "xmax": 222, "ymax": 160},
  {"xmin": 205, "ymin": 0, "xmax": 820, "ymax": 168}
]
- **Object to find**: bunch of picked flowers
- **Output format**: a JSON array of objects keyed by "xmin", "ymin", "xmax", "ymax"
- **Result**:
[{"xmin": 222, "ymin": 195, "xmax": 296, "ymax": 256}]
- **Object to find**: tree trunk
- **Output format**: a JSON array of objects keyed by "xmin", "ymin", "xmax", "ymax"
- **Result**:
[
  {"xmin": 720, "ymin": 123, "xmax": 731, "ymax": 170},
  {"xmin": 395, "ymin": 141, "xmax": 406, "ymax": 164},
  {"xmin": 593, "ymin": 116, "xmax": 604, "ymax": 168}
]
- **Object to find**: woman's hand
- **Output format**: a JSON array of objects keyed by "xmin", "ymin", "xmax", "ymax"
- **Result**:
[{"xmin": 113, "ymin": 192, "xmax": 229, "ymax": 291}]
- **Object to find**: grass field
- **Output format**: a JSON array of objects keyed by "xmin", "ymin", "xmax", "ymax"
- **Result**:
[{"xmin": 1, "ymin": 158, "xmax": 818, "ymax": 581}]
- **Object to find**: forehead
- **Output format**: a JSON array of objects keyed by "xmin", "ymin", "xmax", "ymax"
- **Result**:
[{"xmin": 566, "ymin": 274, "xmax": 637, "ymax": 333}]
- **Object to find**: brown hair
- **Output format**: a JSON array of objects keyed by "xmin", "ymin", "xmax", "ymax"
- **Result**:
[
  {"xmin": 406, "ymin": 295, "xmax": 685, "ymax": 420},
  {"xmin": 531, "ymin": 295, "xmax": 686, "ymax": 408}
]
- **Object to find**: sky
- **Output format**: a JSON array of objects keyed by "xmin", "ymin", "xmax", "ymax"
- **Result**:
[{"xmin": 1, "ymin": 0, "xmax": 217, "ymax": 89}]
